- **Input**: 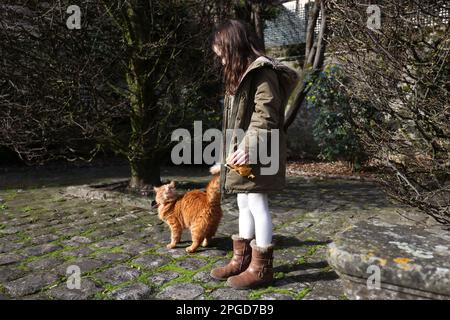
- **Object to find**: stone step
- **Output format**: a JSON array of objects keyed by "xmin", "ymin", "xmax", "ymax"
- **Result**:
[{"xmin": 327, "ymin": 220, "xmax": 450, "ymax": 300}]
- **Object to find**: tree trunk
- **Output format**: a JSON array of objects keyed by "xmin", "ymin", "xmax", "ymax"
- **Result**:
[
  {"xmin": 284, "ymin": 0, "xmax": 327, "ymax": 131},
  {"xmin": 252, "ymin": 2, "xmax": 265, "ymax": 52},
  {"xmin": 102, "ymin": 1, "xmax": 189, "ymax": 191},
  {"xmin": 126, "ymin": 48, "xmax": 162, "ymax": 190},
  {"xmin": 129, "ymin": 156, "xmax": 161, "ymax": 189}
]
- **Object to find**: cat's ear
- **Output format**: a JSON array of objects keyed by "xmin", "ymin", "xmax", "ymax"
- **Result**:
[
  {"xmin": 153, "ymin": 186, "xmax": 159, "ymax": 192},
  {"xmin": 169, "ymin": 181, "xmax": 176, "ymax": 188}
]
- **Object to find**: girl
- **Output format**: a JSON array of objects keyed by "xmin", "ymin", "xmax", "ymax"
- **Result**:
[{"xmin": 209, "ymin": 20, "xmax": 299, "ymax": 289}]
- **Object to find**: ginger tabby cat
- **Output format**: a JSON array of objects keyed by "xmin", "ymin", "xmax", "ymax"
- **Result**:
[{"xmin": 152, "ymin": 165, "xmax": 222, "ymax": 253}]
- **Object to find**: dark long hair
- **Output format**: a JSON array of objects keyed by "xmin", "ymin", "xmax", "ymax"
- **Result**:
[{"xmin": 212, "ymin": 19, "xmax": 265, "ymax": 95}]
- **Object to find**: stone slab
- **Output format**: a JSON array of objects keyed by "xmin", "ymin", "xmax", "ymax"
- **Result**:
[
  {"xmin": 109, "ymin": 283, "xmax": 152, "ymax": 300},
  {"xmin": 327, "ymin": 220, "xmax": 450, "ymax": 300},
  {"xmin": 65, "ymin": 182, "xmax": 153, "ymax": 211},
  {"xmin": 156, "ymin": 283, "xmax": 204, "ymax": 300}
]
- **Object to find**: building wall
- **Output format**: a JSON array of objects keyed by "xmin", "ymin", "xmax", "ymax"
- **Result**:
[{"xmin": 264, "ymin": 0, "xmax": 318, "ymax": 48}]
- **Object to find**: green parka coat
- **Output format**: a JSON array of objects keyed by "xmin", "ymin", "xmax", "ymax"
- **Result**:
[{"xmin": 219, "ymin": 56, "xmax": 299, "ymax": 195}]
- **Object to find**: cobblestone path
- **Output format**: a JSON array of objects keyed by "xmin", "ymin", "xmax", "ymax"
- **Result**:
[{"xmin": 0, "ymin": 165, "xmax": 429, "ymax": 300}]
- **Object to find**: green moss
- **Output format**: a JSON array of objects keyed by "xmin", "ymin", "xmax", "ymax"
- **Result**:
[
  {"xmin": 87, "ymin": 245, "xmax": 125, "ymax": 256},
  {"xmin": 14, "ymin": 231, "xmax": 32, "ymax": 243},
  {"xmin": 297, "ymin": 257, "xmax": 306, "ymax": 265},
  {"xmin": 16, "ymin": 264, "xmax": 29, "ymax": 272},
  {"xmin": 21, "ymin": 206, "xmax": 34, "ymax": 213},
  {"xmin": 134, "ymin": 270, "xmax": 154, "ymax": 286},
  {"xmin": 0, "ymin": 284, "xmax": 7, "ymax": 296},
  {"xmin": 294, "ymin": 243, "xmax": 327, "ymax": 266},
  {"xmin": 100, "ymin": 280, "xmax": 131, "ymax": 292},
  {"xmin": 43, "ymin": 281, "xmax": 61, "ymax": 291},
  {"xmin": 273, "ymin": 222, "xmax": 288, "ymax": 231},
  {"xmin": 88, "ymin": 274, "xmax": 149, "ymax": 299},
  {"xmin": 201, "ymin": 281, "xmax": 227, "ymax": 291},
  {"xmin": 144, "ymin": 255, "xmax": 223, "ymax": 290},
  {"xmin": 294, "ymin": 287, "xmax": 311, "ymax": 300},
  {"xmin": 3, "ymin": 190, "xmax": 18, "ymax": 201},
  {"xmin": 52, "ymin": 197, "xmax": 67, "ymax": 203},
  {"xmin": 320, "ymin": 265, "xmax": 333, "ymax": 273},
  {"xmin": 61, "ymin": 253, "xmax": 79, "ymax": 262},
  {"xmin": 94, "ymin": 290, "xmax": 112, "ymax": 300},
  {"xmin": 20, "ymin": 244, "xmax": 76, "ymax": 266},
  {"xmin": 201, "ymin": 293, "xmax": 214, "ymax": 300},
  {"xmin": 248, "ymin": 287, "xmax": 295, "ymax": 300},
  {"xmin": 78, "ymin": 227, "xmax": 99, "ymax": 237},
  {"xmin": 310, "ymin": 244, "xmax": 324, "ymax": 254}
]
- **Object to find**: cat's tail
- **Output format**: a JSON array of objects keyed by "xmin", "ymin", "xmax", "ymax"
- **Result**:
[
  {"xmin": 206, "ymin": 164, "xmax": 221, "ymax": 205},
  {"xmin": 209, "ymin": 163, "xmax": 221, "ymax": 175}
]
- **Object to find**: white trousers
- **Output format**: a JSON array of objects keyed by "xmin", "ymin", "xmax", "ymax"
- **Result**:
[{"xmin": 237, "ymin": 193, "xmax": 272, "ymax": 247}]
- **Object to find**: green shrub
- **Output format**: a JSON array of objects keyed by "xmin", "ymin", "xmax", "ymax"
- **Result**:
[{"xmin": 306, "ymin": 64, "xmax": 366, "ymax": 170}]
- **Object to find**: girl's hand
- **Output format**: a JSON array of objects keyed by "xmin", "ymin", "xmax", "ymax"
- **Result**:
[{"xmin": 227, "ymin": 149, "xmax": 249, "ymax": 165}]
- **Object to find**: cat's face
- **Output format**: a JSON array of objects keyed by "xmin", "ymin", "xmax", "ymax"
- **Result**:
[{"xmin": 152, "ymin": 181, "xmax": 177, "ymax": 209}]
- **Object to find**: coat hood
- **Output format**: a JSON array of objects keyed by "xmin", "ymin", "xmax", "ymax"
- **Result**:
[{"xmin": 237, "ymin": 56, "xmax": 300, "ymax": 101}]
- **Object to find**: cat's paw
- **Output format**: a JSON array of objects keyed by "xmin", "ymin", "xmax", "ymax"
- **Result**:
[
  {"xmin": 202, "ymin": 238, "xmax": 209, "ymax": 247},
  {"xmin": 166, "ymin": 243, "xmax": 176, "ymax": 249},
  {"xmin": 185, "ymin": 246, "xmax": 197, "ymax": 254}
]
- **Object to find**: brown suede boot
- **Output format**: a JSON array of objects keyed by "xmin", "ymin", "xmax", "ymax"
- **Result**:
[
  {"xmin": 210, "ymin": 235, "xmax": 252, "ymax": 280},
  {"xmin": 226, "ymin": 240, "xmax": 273, "ymax": 289}
]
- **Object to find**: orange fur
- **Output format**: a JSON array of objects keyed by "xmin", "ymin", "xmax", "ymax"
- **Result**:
[{"xmin": 153, "ymin": 170, "xmax": 222, "ymax": 253}]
